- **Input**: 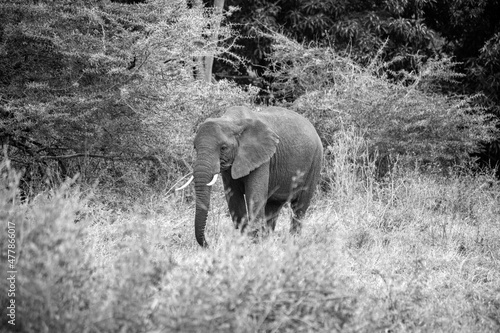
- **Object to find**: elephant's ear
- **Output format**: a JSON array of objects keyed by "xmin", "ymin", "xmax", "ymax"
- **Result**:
[{"xmin": 232, "ymin": 119, "xmax": 279, "ymax": 179}]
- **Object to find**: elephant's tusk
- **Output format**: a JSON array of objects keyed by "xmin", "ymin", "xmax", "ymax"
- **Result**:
[
  {"xmin": 175, "ymin": 175, "xmax": 194, "ymax": 191},
  {"xmin": 206, "ymin": 174, "xmax": 218, "ymax": 186}
]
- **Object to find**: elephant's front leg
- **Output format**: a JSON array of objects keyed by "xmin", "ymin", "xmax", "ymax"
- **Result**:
[
  {"xmin": 221, "ymin": 172, "xmax": 247, "ymax": 230},
  {"xmin": 244, "ymin": 163, "xmax": 270, "ymax": 238}
]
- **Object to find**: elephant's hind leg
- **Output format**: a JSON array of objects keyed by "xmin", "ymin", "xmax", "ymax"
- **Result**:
[
  {"xmin": 265, "ymin": 201, "xmax": 284, "ymax": 231},
  {"xmin": 290, "ymin": 207, "xmax": 304, "ymax": 234},
  {"xmin": 290, "ymin": 194, "xmax": 313, "ymax": 234},
  {"xmin": 290, "ymin": 163, "xmax": 321, "ymax": 234}
]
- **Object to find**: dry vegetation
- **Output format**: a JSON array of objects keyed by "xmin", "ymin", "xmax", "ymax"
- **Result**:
[
  {"xmin": 1, "ymin": 128, "xmax": 499, "ymax": 332},
  {"xmin": 1, "ymin": 2, "xmax": 499, "ymax": 332}
]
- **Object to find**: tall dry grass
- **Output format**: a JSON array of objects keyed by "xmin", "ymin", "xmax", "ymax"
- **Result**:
[{"xmin": 1, "ymin": 127, "xmax": 499, "ymax": 332}]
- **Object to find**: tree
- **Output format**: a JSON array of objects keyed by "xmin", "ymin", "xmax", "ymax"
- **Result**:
[
  {"xmin": 423, "ymin": 0, "xmax": 500, "ymax": 110},
  {"xmin": 0, "ymin": 0, "xmax": 253, "ymax": 195},
  {"xmin": 213, "ymin": 0, "xmax": 439, "ymax": 80},
  {"xmin": 203, "ymin": 0, "xmax": 225, "ymax": 82}
]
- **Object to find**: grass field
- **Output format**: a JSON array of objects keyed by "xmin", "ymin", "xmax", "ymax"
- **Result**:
[{"xmin": 1, "ymin": 139, "xmax": 500, "ymax": 332}]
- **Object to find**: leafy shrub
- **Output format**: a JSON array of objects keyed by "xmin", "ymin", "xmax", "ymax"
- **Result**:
[{"xmin": 264, "ymin": 32, "xmax": 498, "ymax": 171}]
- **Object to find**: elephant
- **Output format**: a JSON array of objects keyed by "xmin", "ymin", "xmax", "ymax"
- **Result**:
[{"xmin": 178, "ymin": 106, "xmax": 323, "ymax": 247}]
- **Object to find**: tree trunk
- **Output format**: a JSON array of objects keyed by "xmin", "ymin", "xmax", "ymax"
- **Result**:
[{"xmin": 203, "ymin": 0, "xmax": 224, "ymax": 83}]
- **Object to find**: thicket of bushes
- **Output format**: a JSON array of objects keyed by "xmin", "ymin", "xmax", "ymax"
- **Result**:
[
  {"xmin": 1, "ymin": 1, "xmax": 497, "ymax": 198},
  {"xmin": 0, "ymin": 0, "xmax": 256, "ymax": 197},
  {"xmin": 264, "ymin": 33, "xmax": 497, "ymax": 174}
]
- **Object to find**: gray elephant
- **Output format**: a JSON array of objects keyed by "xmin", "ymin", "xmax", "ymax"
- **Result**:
[{"xmin": 178, "ymin": 106, "xmax": 323, "ymax": 247}]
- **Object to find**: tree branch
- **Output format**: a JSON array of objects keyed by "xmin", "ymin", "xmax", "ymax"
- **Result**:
[
  {"xmin": 38, "ymin": 153, "xmax": 162, "ymax": 163},
  {"xmin": 38, "ymin": 153, "xmax": 122, "ymax": 160}
]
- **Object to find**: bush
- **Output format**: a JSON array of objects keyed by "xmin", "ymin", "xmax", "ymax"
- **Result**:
[
  {"xmin": 0, "ymin": 0, "xmax": 255, "ymax": 196},
  {"xmin": 264, "ymin": 32, "xmax": 498, "ymax": 173},
  {"xmin": 0, "ymin": 160, "xmax": 90, "ymax": 331}
]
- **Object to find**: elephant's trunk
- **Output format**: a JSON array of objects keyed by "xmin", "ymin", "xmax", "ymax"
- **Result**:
[{"xmin": 193, "ymin": 157, "xmax": 217, "ymax": 247}]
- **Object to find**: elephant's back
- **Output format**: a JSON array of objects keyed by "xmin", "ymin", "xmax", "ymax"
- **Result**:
[
  {"xmin": 257, "ymin": 107, "xmax": 321, "ymax": 145},
  {"xmin": 257, "ymin": 106, "xmax": 309, "ymax": 122}
]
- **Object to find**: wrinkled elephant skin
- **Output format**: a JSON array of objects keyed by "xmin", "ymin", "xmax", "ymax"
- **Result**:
[{"xmin": 192, "ymin": 106, "xmax": 323, "ymax": 247}]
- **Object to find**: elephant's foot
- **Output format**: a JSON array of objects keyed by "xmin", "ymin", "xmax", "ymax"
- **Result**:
[
  {"xmin": 247, "ymin": 223, "xmax": 270, "ymax": 242},
  {"xmin": 290, "ymin": 218, "xmax": 302, "ymax": 234},
  {"xmin": 266, "ymin": 218, "xmax": 277, "ymax": 231}
]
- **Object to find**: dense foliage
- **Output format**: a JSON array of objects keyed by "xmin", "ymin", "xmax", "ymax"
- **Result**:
[
  {"xmin": 0, "ymin": 0, "xmax": 254, "ymax": 196},
  {"xmin": 424, "ymin": 0, "xmax": 500, "ymax": 107},
  {"xmin": 265, "ymin": 33, "xmax": 497, "ymax": 173},
  {"xmin": 223, "ymin": 0, "xmax": 437, "ymax": 66},
  {"xmin": 1, "ymin": 0, "xmax": 499, "ymax": 194},
  {"xmin": 214, "ymin": 0, "xmax": 500, "ymax": 172},
  {"xmin": 218, "ymin": 0, "xmax": 500, "ymax": 106}
]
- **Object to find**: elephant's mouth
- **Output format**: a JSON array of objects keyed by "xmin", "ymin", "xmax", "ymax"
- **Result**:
[{"xmin": 220, "ymin": 161, "xmax": 232, "ymax": 171}]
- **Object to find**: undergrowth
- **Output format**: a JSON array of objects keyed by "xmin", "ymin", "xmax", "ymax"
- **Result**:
[{"xmin": 1, "ymin": 128, "xmax": 499, "ymax": 332}]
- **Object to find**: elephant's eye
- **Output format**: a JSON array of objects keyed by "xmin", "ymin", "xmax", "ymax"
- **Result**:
[{"xmin": 220, "ymin": 145, "xmax": 228, "ymax": 152}]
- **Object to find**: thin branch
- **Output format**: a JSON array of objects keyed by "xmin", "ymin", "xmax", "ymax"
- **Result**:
[
  {"xmin": 38, "ymin": 153, "xmax": 162, "ymax": 163},
  {"xmin": 39, "ymin": 153, "xmax": 116, "ymax": 160}
]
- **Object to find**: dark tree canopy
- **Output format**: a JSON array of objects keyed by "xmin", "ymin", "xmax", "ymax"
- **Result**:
[
  {"xmin": 211, "ymin": 0, "xmax": 499, "ymax": 108},
  {"xmin": 423, "ymin": 0, "xmax": 500, "ymax": 109}
]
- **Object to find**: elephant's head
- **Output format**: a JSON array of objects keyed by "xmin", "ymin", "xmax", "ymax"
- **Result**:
[{"xmin": 192, "ymin": 114, "xmax": 279, "ymax": 247}]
